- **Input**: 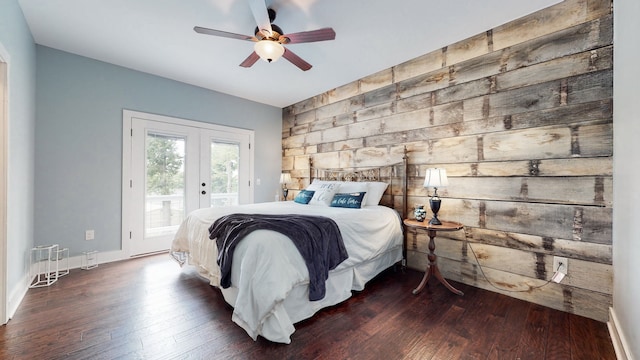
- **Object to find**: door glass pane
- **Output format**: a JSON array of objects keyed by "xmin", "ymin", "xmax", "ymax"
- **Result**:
[
  {"xmin": 145, "ymin": 132, "xmax": 185, "ymax": 238},
  {"xmin": 209, "ymin": 141, "xmax": 239, "ymax": 207}
]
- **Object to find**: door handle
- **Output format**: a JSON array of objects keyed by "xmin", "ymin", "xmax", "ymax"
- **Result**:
[
  {"xmin": 201, "ymin": 190, "xmax": 206, "ymax": 195},
  {"xmin": 201, "ymin": 182, "xmax": 206, "ymax": 187}
]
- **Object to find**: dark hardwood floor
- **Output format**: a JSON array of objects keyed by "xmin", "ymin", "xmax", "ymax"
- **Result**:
[{"xmin": 0, "ymin": 254, "xmax": 616, "ymax": 359}]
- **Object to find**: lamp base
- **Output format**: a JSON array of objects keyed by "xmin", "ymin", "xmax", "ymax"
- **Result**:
[
  {"xmin": 429, "ymin": 197, "xmax": 442, "ymax": 225},
  {"xmin": 283, "ymin": 188, "xmax": 289, "ymax": 201}
]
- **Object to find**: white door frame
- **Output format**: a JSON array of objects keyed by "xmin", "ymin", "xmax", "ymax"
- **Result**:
[
  {"xmin": 0, "ymin": 43, "xmax": 10, "ymax": 324},
  {"xmin": 122, "ymin": 109, "xmax": 254, "ymax": 257}
]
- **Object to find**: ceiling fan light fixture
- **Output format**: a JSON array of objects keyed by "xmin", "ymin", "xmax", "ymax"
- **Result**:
[{"xmin": 254, "ymin": 40, "xmax": 285, "ymax": 63}]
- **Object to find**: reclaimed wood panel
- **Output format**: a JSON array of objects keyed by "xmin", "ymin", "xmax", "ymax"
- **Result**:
[
  {"xmin": 393, "ymin": 50, "xmax": 444, "ymax": 83},
  {"xmin": 360, "ymin": 68, "xmax": 393, "ymax": 94},
  {"xmin": 294, "ymin": 109, "xmax": 316, "ymax": 126},
  {"xmin": 448, "ymin": 52, "xmax": 502, "ymax": 87},
  {"xmin": 291, "ymin": 97, "xmax": 316, "ymax": 116},
  {"xmin": 315, "ymin": 99, "xmax": 351, "ymax": 120},
  {"xmin": 446, "ymin": 176, "xmax": 611, "ymax": 206},
  {"xmin": 491, "ymin": 0, "xmax": 611, "ymax": 51},
  {"xmin": 484, "ymin": 201, "xmax": 611, "ymax": 244},
  {"xmin": 397, "ymin": 68, "xmax": 450, "ymax": 100},
  {"xmin": 283, "ymin": 147, "xmax": 305, "ymax": 157},
  {"xmin": 380, "ymin": 109, "xmax": 432, "ymax": 134},
  {"xmin": 467, "ymin": 227, "xmax": 612, "ymax": 264},
  {"xmin": 303, "ymin": 130, "xmax": 322, "ymax": 146},
  {"xmin": 355, "ymin": 102, "xmax": 394, "ymax": 122},
  {"xmin": 497, "ymin": 46, "xmax": 612, "ymax": 91},
  {"xmin": 502, "ymin": 15, "xmax": 612, "ymax": 74},
  {"xmin": 327, "ymin": 81, "xmax": 360, "ymax": 105},
  {"xmin": 412, "ymin": 137, "xmax": 480, "ymax": 164},
  {"xmin": 423, "ymin": 157, "xmax": 612, "ymax": 177},
  {"xmin": 483, "ymin": 126, "xmax": 573, "ymax": 161},
  {"xmin": 309, "ymin": 116, "xmax": 335, "ymax": 132},
  {"xmin": 446, "ymin": 31, "xmax": 491, "ymax": 66},
  {"xmin": 364, "ymin": 83, "xmax": 398, "ymax": 108}
]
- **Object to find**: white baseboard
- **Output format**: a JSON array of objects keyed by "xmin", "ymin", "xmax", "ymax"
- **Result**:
[
  {"xmin": 7, "ymin": 270, "xmax": 30, "ymax": 320},
  {"xmin": 66, "ymin": 249, "xmax": 127, "ymax": 270},
  {"xmin": 7, "ymin": 249, "xmax": 129, "ymax": 321},
  {"xmin": 608, "ymin": 307, "xmax": 633, "ymax": 360}
]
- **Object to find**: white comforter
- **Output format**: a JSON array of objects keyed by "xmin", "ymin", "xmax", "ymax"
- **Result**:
[{"xmin": 171, "ymin": 201, "xmax": 403, "ymax": 343}]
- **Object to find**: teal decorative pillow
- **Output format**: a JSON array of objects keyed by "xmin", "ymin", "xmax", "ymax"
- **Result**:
[
  {"xmin": 294, "ymin": 190, "xmax": 315, "ymax": 204},
  {"xmin": 330, "ymin": 192, "xmax": 366, "ymax": 209}
]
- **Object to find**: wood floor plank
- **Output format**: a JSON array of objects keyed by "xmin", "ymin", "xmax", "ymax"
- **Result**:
[
  {"xmin": 515, "ymin": 304, "xmax": 551, "ymax": 360},
  {"xmin": 403, "ymin": 304, "xmax": 467, "ymax": 359},
  {"xmin": 570, "ymin": 314, "xmax": 618, "ymax": 360},
  {"xmin": 546, "ymin": 310, "xmax": 572, "ymax": 359},
  {"xmin": 453, "ymin": 288, "xmax": 503, "ymax": 359},
  {"xmin": 484, "ymin": 295, "xmax": 532, "ymax": 359},
  {"xmin": 0, "ymin": 254, "xmax": 616, "ymax": 360}
]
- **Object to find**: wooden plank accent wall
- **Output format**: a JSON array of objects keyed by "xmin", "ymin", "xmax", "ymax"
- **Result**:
[{"xmin": 282, "ymin": 0, "xmax": 613, "ymax": 322}]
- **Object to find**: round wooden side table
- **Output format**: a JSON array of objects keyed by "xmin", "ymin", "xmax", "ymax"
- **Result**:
[{"xmin": 403, "ymin": 219, "xmax": 464, "ymax": 296}]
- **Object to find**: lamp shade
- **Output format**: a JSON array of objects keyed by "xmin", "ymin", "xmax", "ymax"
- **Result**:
[
  {"xmin": 280, "ymin": 173, "xmax": 292, "ymax": 184},
  {"xmin": 423, "ymin": 168, "xmax": 448, "ymax": 188},
  {"xmin": 254, "ymin": 40, "xmax": 285, "ymax": 63}
]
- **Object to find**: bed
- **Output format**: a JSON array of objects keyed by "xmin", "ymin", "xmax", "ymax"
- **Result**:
[{"xmin": 170, "ymin": 156, "xmax": 408, "ymax": 344}]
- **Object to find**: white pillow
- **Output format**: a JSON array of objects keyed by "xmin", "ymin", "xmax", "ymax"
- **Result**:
[
  {"xmin": 309, "ymin": 179, "xmax": 335, "ymax": 186},
  {"xmin": 307, "ymin": 179, "xmax": 339, "ymax": 189},
  {"xmin": 364, "ymin": 181, "xmax": 389, "ymax": 206},
  {"xmin": 336, "ymin": 181, "xmax": 368, "ymax": 193},
  {"xmin": 336, "ymin": 181, "xmax": 369, "ymax": 205},
  {"xmin": 306, "ymin": 181, "xmax": 340, "ymax": 206}
]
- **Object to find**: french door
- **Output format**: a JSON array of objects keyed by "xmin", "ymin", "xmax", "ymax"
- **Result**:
[{"xmin": 123, "ymin": 110, "xmax": 253, "ymax": 256}]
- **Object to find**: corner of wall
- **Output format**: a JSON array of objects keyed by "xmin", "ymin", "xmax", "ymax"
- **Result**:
[
  {"xmin": 608, "ymin": 307, "xmax": 632, "ymax": 360},
  {"xmin": 6, "ymin": 248, "xmax": 128, "ymax": 320},
  {"xmin": 7, "ymin": 270, "xmax": 30, "ymax": 320}
]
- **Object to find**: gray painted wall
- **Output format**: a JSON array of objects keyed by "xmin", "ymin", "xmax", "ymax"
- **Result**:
[
  {"xmin": 613, "ymin": 0, "xmax": 640, "ymax": 357},
  {"xmin": 34, "ymin": 46, "xmax": 282, "ymax": 256},
  {"xmin": 0, "ymin": 0, "xmax": 37, "ymax": 310}
]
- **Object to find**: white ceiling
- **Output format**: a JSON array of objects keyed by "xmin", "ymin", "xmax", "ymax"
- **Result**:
[{"xmin": 19, "ymin": 0, "xmax": 561, "ymax": 108}]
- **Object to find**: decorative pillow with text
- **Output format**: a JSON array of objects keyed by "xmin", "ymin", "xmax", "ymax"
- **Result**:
[
  {"xmin": 307, "ymin": 182, "xmax": 340, "ymax": 206},
  {"xmin": 330, "ymin": 192, "xmax": 366, "ymax": 209}
]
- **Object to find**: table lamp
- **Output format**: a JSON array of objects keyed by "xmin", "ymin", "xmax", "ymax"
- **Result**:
[
  {"xmin": 280, "ymin": 172, "xmax": 292, "ymax": 200},
  {"xmin": 423, "ymin": 168, "xmax": 448, "ymax": 225}
]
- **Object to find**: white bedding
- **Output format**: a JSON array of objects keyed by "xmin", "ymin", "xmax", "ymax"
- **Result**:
[{"xmin": 171, "ymin": 201, "xmax": 403, "ymax": 343}]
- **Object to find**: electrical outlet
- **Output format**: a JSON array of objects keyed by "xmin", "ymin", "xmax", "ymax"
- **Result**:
[
  {"xmin": 553, "ymin": 256, "xmax": 568, "ymax": 275},
  {"xmin": 85, "ymin": 230, "xmax": 95, "ymax": 241}
]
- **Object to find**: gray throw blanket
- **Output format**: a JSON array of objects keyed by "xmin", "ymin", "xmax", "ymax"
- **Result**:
[{"xmin": 209, "ymin": 213, "xmax": 348, "ymax": 301}]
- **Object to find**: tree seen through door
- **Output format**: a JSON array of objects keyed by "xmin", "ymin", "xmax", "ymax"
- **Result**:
[
  {"xmin": 145, "ymin": 133, "xmax": 185, "ymax": 237},
  {"xmin": 209, "ymin": 141, "xmax": 240, "ymax": 206}
]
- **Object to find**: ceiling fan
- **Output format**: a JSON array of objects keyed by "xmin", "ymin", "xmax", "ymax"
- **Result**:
[{"xmin": 194, "ymin": 0, "xmax": 336, "ymax": 71}]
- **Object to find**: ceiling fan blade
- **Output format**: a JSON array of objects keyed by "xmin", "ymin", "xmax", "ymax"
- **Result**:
[
  {"xmin": 194, "ymin": 26, "xmax": 256, "ymax": 41},
  {"xmin": 281, "ymin": 28, "xmax": 336, "ymax": 44},
  {"xmin": 239, "ymin": 52, "xmax": 261, "ymax": 68},
  {"xmin": 248, "ymin": 0, "xmax": 273, "ymax": 37},
  {"xmin": 282, "ymin": 48, "xmax": 312, "ymax": 71}
]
